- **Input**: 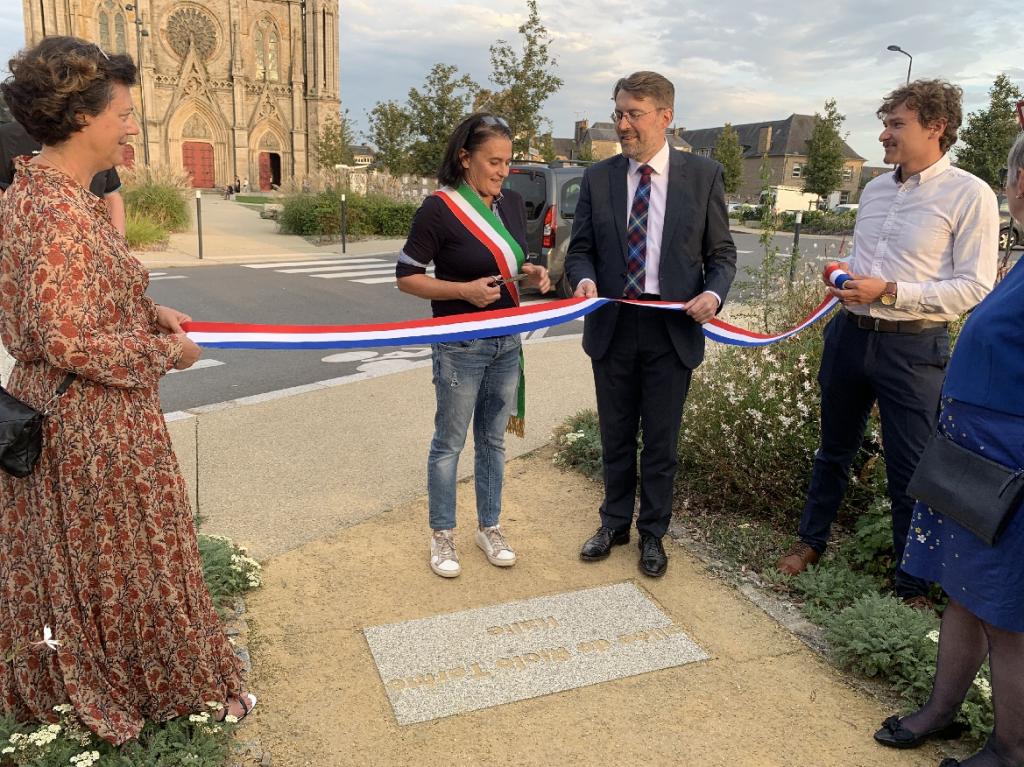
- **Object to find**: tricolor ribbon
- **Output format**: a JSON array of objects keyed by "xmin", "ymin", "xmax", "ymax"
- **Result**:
[{"xmin": 183, "ymin": 295, "xmax": 840, "ymax": 350}]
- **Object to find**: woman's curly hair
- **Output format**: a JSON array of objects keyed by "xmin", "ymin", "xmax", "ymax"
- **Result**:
[
  {"xmin": 877, "ymin": 79, "xmax": 963, "ymax": 153},
  {"xmin": 1, "ymin": 36, "xmax": 136, "ymax": 146}
]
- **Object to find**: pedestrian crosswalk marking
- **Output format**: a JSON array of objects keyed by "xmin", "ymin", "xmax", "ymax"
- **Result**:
[
  {"xmin": 149, "ymin": 272, "xmax": 188, "ymax": 281},
  {"xmin": 165, "ymin": 358, "xmax": 224, "ymax": 372},
  {"xmin": 242, "ymin": 255, "xmax": 437, "ymax": 285},
  {"xmin": 279, "ymin": 262, "xmax": 391, "ymax": 274},
  {"xmin": 244, "ymin": 257, "xmax": 387, "ymax": 269}
]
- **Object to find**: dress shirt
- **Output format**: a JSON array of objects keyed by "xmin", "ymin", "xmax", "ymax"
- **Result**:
[
  {"xmin": 848, "ymin": 153, "xmax": 997, "ymax": 322},
  {"xmin": 625, "ymin": 141, "xmax": 670, "ymax": 296},
  {"xmin": 578, "ymin": 140, "xmax": 721, "ymax": 305}
]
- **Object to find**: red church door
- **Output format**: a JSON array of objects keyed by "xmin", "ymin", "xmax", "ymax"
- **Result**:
[{"xmin": 182, "ymin": 141, "xmax": 214, "ymax": 188}]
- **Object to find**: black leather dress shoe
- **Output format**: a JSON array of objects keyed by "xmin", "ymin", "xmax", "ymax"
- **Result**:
[
  {"xmin": 873, "ymin": 715, "xmax": 967, "ymax": 749},
  {"xmin": 638, "ymin": 535, "xmax": 667, "ymax": 577},
  {"xmin": 580, "ymin": 526, "xmax": 630, "ymax": 560}
]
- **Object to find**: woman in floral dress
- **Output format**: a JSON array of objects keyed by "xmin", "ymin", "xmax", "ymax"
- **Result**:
[{"xmin": 0, "ymin": 36, "xmax": 254, "ymax": 744}]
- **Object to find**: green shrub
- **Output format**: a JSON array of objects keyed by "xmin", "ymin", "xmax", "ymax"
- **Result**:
[
  {"xmin": 825, "ymin": 592, "xmax": 939, "ymax": 703},
  {"xmin": 552, "ymin": 410, "xmax": 603, "ymax": 480},
  {"xmin": 124, "ymin": 212, "xmax": 168, "ymax": 250},
  {"xmin": 0, "ymin": 705, "xmax": 237, "ymax": 766},
  {"xmin": 792, "ymin": 558, "xmax": 883, "ymax": 624},
  {"xmin": 278, "ymin": 191, "xmax": 416, "ymax": 238},
  {"xmin": 778, "ymin": 209, "xmax": 856, "ymax": 235},
  {"xmin": 122, "ymin": 182, "xmax": 190, "ymax": 232},
  {"xmin": 836, "ymin": 497, "xmax": 895, "ymax": 580}
]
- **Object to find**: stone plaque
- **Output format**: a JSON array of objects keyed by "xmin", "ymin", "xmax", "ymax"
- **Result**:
[{"xmin": 364, "ymin": 582, "xmax": 709, "ymax": 724}]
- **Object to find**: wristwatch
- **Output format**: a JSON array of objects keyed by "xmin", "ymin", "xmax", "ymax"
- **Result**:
[{"xmin": 879, "ymin": 282, "xmax": 897, "ymax": 306}]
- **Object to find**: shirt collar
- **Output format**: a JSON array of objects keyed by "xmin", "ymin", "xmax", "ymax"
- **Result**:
[
  {"xmin": 628, "ymin": 140, "xmax": 670, "ymax": 176},
  {"xmin": 894, "ymin": 152, "xmax": 951, "ymax": 185}
]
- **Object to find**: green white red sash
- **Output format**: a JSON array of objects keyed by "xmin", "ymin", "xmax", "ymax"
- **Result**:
[{"xmin": 434, "ymin": 182, "xmax": 528, "ymax": 436}]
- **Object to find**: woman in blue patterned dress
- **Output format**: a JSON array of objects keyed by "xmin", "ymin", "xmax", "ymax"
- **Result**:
[{"xmin": 873, "ymin": 133, "xmax": 1024, "ymax": 767}]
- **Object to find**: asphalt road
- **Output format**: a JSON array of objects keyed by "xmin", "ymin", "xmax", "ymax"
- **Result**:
[
  {"xmin": 146, "ymin": 230, "xmax": 849, "ymax": 413},
  {"xmin": 147, "ymin": 252, "xmax": 583, "ymax": 413}
]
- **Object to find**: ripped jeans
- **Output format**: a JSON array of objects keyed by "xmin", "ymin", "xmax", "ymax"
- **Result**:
[{"xmin": 427, "ymin": 334, "xmax": 522, "ymax": 531}]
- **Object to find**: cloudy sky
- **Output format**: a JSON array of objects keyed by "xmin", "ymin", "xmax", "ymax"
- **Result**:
[{"xmin": 2, "ymin": 0, "xmax": 1020, "ymax": 164}]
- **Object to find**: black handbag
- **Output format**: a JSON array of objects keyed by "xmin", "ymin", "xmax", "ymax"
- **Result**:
[
  {"xmin": 0, "ymin": 373, "xmax": 76, "ymax": 478},
  {"xmin": 907, "ymin": 430, "xmax": 1024, "ymax": 545}
]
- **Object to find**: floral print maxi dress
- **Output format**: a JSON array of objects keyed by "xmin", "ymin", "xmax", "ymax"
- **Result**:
[{"xmin": 0, "ymin": 159, "xmax": 242, "ymax": 744}]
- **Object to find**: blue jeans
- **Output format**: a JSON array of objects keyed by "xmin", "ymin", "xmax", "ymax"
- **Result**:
[{"xmin": 428, "ymin": 334, "xmax": 522, "ymax": 531}]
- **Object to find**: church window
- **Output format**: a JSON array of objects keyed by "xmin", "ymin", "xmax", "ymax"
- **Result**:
[
  {"xmin": 254, "ymin": 20, "xmax": 280, "ymax": 82},
  {"xmin": 98, "ymin": 1, "xmax": 127, "ymax": 54}
]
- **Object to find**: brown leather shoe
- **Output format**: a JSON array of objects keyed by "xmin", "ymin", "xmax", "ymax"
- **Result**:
[
  {"xmin": 901, "ymin": 595, "xmax": 935, "ymax": 613},
  {"xmin": 777, "ymin": 541, "xmax": 820, "ymax": 576}
]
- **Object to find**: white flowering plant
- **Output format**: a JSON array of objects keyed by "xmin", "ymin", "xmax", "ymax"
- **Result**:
[
  {"xmin": 552, "ymin": 410, "xmax": 604, "ymax": 480},
  {"xmin": 0, "ymin": 700, "xmax": 240, "ymax": 766},
  {"xmin": 198, "ymin": 534, "xmax": 263, "ymax": 610}
]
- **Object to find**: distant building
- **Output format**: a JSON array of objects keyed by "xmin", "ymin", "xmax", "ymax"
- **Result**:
[
  {"xmin": 861, "ymin": 165, "xmax": 891, "ymax": 187},
  {"xmin": 22, "ymin": 0, "xmax": 341, "ymax": 189},
  {"xmin": 545, "ymin": 121, "xmax": 692, "ymax": 162},
  {"xmin": 348, "ymin": 145, "xmax": 375, "ymax": 167},
  {"xmin": 680, "ymin": 115, "xmax": 865, "ymax": 204}
]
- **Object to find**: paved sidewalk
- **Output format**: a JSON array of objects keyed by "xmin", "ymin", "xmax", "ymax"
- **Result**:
[
  {"xmin": 132, "ymin": 195, "xmax": 405, "ymax": 268},
  {"xmin": 162, "ymin": 337, "xmax": 948, "ymax": 767}
]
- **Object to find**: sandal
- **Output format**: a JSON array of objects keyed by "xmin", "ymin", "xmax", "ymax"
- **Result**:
[{"xmin": 215, "ymin": 692, "xmax": 258, "ymax": 723}]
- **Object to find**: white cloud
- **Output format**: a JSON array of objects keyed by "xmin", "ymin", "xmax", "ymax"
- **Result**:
[{"xmin": 0, "ymin": 0, "xmax": 1019, "ymax": 160}]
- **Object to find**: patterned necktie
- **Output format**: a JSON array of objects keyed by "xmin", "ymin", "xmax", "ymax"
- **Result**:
[{"xmin": 624, "ymin": 164, "xmax": 653, "ymax": 299}]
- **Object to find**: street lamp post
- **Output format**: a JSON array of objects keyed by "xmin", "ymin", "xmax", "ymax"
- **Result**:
[
  {"xmin": 125, "ymin": 4, "xmax": 150, "ymax": 165},
  {"xmin": 887, "ymin": 45, "xmax": 913, "ymax": 85}
]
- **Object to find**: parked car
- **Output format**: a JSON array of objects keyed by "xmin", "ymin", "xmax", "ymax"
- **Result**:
[
  {"xmin": 727, "ymin": 202, "xmax": 755, "ymax": 217},
  {"xmin": 502, "ymin": 161, "xmax": 587, "ymax": 297},
  {"xmin": 999, "ymin": 194, "xmax": 1023, "ymax": 251},
  {"xmin": 832, "ymin": 203, "xmax": 859, "ymax": 214}
]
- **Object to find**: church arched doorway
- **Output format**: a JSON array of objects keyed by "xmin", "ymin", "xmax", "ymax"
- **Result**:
[
  {"xmin": 258, "ymin": 151, "xmax": 281, "ymax": 190},
  {"xmin": 183, "ymin": 141, "xmax": 215, "ymax": 188}
]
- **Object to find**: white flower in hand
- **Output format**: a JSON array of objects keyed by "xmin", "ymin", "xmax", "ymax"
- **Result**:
[{"xmin": 34, "ymin": 625, "xmax": 61, "ymax": 651}]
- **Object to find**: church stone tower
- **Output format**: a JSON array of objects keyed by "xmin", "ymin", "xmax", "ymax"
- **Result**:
[{"xmin": 21, "ymin": 0, "xmax": 340, "ymax": 188}]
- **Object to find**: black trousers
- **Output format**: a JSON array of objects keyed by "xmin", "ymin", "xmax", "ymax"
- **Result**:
[
  {"xmin": 799, "ymin": 313, "xmax": 950, "ymax": 597},
  {"xmin": 592, "ymin": 303, "xmax": 692, "ymax": 538}
]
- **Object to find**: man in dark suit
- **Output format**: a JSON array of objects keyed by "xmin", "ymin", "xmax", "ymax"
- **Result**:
[{"xmin": 565, "ymin": 71, "xmax": 737, "ymax": 576}]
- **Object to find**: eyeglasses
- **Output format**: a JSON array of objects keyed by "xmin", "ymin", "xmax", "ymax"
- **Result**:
[{"xmin": 611, "ymin": 108, "xmax": 662, "ymax": 124}]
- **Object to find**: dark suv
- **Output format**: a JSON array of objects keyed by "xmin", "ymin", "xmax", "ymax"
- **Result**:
[
  {"xmin": 999, "ymin": 194, "xmax": 1023, "ymax": 251},
  {"xmin": 503, "ymin": 161, "xmax": 587, "ymax": 297}
]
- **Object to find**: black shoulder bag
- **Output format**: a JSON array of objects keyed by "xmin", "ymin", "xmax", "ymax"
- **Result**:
[
  {"xmin": 907, "ymin": 431, "xmax": 1024, "ymax": 546},
  {"xmin": 0, "ymin": 372, "xmax": 76, "ymax": 478}
]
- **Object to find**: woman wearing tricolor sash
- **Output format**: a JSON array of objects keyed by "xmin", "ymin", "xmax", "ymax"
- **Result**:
[{"xmin": 396, "ymin": 113, "xmax": 550, "ymax": 578}]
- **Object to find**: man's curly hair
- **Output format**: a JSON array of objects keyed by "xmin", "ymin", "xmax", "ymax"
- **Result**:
[
  {"xmin": 1, "ymin": 36, "xmax": 136, "ymax": 146},
  {"xmin": 877, "ymin": 79, "xmax": 963, "ymax": 153}
]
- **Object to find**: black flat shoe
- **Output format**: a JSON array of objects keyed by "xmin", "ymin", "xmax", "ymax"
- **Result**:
[
  {"xmin": 873, "ymin": 715, "xmax": 967, "ymax": 749},
  {"xmin": 638, "ymin": 535, "xmax": 667, "ymax": 577},
  {"xmin": 580, "ymin": 526, "xmax": 630, "ymax": 560}
]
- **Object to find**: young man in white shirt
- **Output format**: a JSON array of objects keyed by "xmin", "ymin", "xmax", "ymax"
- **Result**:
[{"xmin": 778, "ymin": 80, "xmax": 999, "ymax": 607}]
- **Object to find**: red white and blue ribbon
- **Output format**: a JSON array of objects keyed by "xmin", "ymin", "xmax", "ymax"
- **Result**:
[{"xmin": 183, "ymin": 296, "xmax": 839, "ymax": 350}]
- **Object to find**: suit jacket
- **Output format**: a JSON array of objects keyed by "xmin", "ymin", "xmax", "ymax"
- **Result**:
[{"xmin": 565, "ymin": 149, "xmax": 737, "ymax": 369}]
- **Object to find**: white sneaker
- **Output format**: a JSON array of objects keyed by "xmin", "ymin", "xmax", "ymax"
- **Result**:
[
  {"xmin": 475, "ymin": 525, "xmax": 517, "ymax": 567},
  {"xmin": 430, "ymin": 530, "xmax": 461, "ymax": 578}
]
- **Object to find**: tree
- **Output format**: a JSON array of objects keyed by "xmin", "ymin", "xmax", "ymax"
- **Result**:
[
  {"xmin": 486, "ymin": 0, "xmax": 563, "ymax": 157},
  {"xmin": 802, "ymin": 98, "xmax": 846, "ymax": 201},
  {"xmin": 537, "ymin": 133, "xmax": 556, "ymax": 163},
  {"xmin": 956, "ymin": 74, "xmax": 1024, "ymax": 187},
  {"xmin": 367, "ymin": 100, "xmax": 413, "ymax": 174},
  {"xmin": 313, "ymin": 110, "xmax": 355, "ymax": 169},
  {"xmin": 715, "ymin": 123, "xmax": 744, "ymax": 197},
  {"xmin": 406, "ymin": 63, "xmax": 478, "ymax": 178}
]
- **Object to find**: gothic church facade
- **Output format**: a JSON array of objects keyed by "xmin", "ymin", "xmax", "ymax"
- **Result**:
[{"xmin": 21, "ymin": 0, "xmax": 340, "ymax": 188}]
